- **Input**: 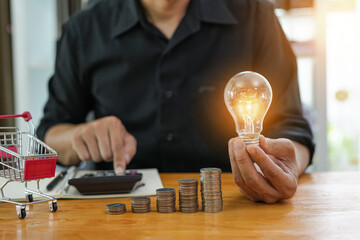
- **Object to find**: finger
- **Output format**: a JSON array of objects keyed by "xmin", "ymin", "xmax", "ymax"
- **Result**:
[
  {"xmin": 247, "ymin": 144, "xmax": 288, "ymax": 190},
  {"xmin": 239, "ymin": 186, "xmax": 259, "ymax": 202},
  {"xmin": 94, "ymin": 123, "xmax": 112, "ymax": 162},
  {"xmin": 123, "ymin": 133, "xmax": 137, "ymax": 164},
  {"xmin": 233, "ymin": 138, "xmax": 280, "ymax": 202},
  {"xmin": 82, "ymin": 127, "xmax": 102, "ymax": 162},
  {"xmin": 259, "ymin": 135, "xmax": 295, "ymax": 159},
  {"xmin": 228, "ymin": 138, "xmax": 241, "ymax": 177},
  {"xmin": 108, "ymin": 118, "xmax": 126, "ymax": 174},
  {"xmin": 228, "ymin": 138, "xmax": 259, "ymax": 201},
  {"xmin": 236, "ymin": 172, "xmax": 260, "ymax": 202},
  {"xmin": 72, "ymin": 132, "xmax": 90, "ymax": 161}
]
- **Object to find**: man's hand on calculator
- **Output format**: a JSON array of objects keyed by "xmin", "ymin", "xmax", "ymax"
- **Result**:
[{"xmin": 71, "ymin": 116, "xmax": 137, "ymax": 174}]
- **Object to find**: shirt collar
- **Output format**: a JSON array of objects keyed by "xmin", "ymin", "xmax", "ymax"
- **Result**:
[
  {"xmin": 111, "ymin": 0, "xmax": 140, "ymax": 38},
  {"xmin": 111, "ymin": 0, "xmax": 238, "ymax": 38},
  {"xmin": 198, "ymin": 0, "xmax": 238, "ymax": 25}
]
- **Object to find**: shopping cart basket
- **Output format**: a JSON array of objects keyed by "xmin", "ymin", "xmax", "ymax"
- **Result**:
[{"xmin": 0, "ymin": 112, "xmax": 58, "ymax": 219}]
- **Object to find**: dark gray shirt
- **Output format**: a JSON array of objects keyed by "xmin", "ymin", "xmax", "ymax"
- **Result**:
[{"xmin": 38, "ymin": 0, "xmax": 315, "ymax": 172}]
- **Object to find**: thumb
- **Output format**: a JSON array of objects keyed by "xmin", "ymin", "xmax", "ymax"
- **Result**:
[{"xmin": 259, "ymin": 135, "xmax": 294, "ymax": 159}]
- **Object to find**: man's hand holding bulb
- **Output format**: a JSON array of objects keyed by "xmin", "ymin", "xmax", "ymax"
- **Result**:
[
  {"xmin": 225, "ymin": 72, "xmax": 310, "ymax": 203},
  {"xmin": 228, "ymin": 135, "xmax": 309, "ymax": 203}
]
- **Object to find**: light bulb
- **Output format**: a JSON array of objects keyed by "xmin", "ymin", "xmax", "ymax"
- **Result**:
[{"xmin": 224, "ymin": 71, "xmax": 272, "ymax": 145}]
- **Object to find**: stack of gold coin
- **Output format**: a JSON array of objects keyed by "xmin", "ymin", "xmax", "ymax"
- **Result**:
[
  {"xmin": 131, "ymin": 196, "xmax": 151, "ymax": 213},
  {"xmin": 178, "ymin": 179, "xmax": 199, "ymax": 213},
  {"xmin": 106, "ymin": 203, "xmax": 126, "ymax": 215},
  {"xmin": 200, "ymin": 168, "xmax": 223, "ymax": 213},
  {"xmin": 156, "ymin": 188, "xmax": 176, "ymax": 213}
]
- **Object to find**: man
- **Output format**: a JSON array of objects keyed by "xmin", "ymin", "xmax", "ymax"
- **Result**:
[{"xmin": 38, "ymin": 0, "xmax": 314, "ymax": 203}]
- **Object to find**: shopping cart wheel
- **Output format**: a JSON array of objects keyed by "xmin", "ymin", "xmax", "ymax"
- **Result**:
[
  {"xmin": 16, "ymin": 205, "xmax": 26, "ymax": 219},
  {"xmin": 26, "ymin": 194, "xmax": 33, "ymax": 202},
  {"xmin": 49, "ymin": 200, "xmax": 57, "ymax": 212}
]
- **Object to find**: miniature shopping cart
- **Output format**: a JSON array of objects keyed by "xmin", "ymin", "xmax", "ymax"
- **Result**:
[{"xmin": 0, "ymin": 112, "xmax": 58, "ymax": 219}]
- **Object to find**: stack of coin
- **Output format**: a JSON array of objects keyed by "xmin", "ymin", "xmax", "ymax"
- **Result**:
[
  {"xmin": 156, "ymin": 188, "xmax": 176, "ymax": 213},
  {"xmin": 131, "ymin": 196, "xmax": 151, "ymax": 213},
  {"xmin": 200, "ymin": 168, "xmax": 223, "ymax": 213},
  {"xmin": 106, "ymin": 203, "xmax": 126, "ymax": 215},
  {"xmin": 178, "ymin": 179, "xmax": 199, "ymax": 213}
]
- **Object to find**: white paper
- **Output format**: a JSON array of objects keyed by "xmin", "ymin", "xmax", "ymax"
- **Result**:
[{"xmin": 0, "ymin": 168, "xmax": 163, "ymax": 201}]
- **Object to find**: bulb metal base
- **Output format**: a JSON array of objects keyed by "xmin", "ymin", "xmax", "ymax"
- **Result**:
[{"xmin": 238, "ymin": 135, "xmax": 259, "ymax": 146}]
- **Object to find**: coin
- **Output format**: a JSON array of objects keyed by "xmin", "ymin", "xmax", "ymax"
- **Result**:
[
  {"xmin": 157, "ymin": 188, "xmax": 176, "ymax": 193},
  {"xmin": 178, "ymin": 179, "xmax": 199, "ymax": 213},
  {"xmin": 132, "ymin": 196, "xmax": 151, "ymax": 213},
  {"xmin": 156, "ymin": 188, "xmax": 176, "ymax": 213},
  {"xmin": 106, "ymin": 203, "xmax": 126, "ymax": 215},
  {"xmin": 200, "ymin": 168, "xmax": 223, "ymax": 213}
]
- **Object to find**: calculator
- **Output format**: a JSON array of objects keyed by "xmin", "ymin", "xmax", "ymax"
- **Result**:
[{"xmin": 68, "ymin": 170, "xmax": 143, "ymax": 195}]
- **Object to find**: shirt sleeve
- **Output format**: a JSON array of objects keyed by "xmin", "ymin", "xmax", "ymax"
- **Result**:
[
  {"xmin": 252, "ymin": 1, "xmax": 315, "ymax": 163},
  {"xmin": 37, "ymin": 19, "xmax": 93, "ymax": 141}
]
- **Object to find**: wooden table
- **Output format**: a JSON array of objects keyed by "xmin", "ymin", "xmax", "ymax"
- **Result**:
[{"xmin": 1, "ymin": 172, "xmax": 360, "ymax": 239}]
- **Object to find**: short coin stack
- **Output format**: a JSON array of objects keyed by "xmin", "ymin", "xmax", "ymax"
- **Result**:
[
  {"xmin": 106, "ymin": 203, "xmax": 126, "ymax": 215},
  {"xmin": 131, "ymin": 196, "xmax": 151, "ymax": 213},
  {"xmin": 200, "ymin": 168, "xmax": 223, "ymax": 213},
  {"xmin": 156, "ymin": 188, "xmax": 176, "ymax": 213},
  {"xmin": 178, "ymin": 179, "xmax": 199, "ymax": 213}
]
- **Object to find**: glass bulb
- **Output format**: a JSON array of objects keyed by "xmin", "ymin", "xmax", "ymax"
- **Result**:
[{"xmin": 224, "ymin": 71, "xmax": 272, "ymax": 145}]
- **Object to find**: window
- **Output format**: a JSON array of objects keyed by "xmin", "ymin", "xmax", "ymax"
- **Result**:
[
  {"xmin": 327, "ymin": 5, "xmax": 360, "ymax": 170},
  {"xmin": 11, "ymin": 0, "xmax": 57, "ymax": 130}
]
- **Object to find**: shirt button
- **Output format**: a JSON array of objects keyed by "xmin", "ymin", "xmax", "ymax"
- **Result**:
[
  {"xmin": 166, "ymin": 133, "xmax": 174, "ymax": 142},
  {"xmin": 165, "ymin": 91, "xmax": 173, "ymax": 99}
]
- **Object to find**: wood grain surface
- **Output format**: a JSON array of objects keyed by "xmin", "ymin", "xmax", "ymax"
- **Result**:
[{"xmin": 0, "ymin": 172, "xmax": 360, "ymax": 239}]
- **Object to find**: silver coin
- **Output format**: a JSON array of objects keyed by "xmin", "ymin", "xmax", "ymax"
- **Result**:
[
  {"xmin": 200, "ymin": 167, "xmax": 223, "ymax": 213},
  {"xmin": 179, "ymin": 178, "xmax": 199, "ymax": 211},
  {"xmin": 107, "ymin": 203, "xmax": 125, "ymax": 208},
  {"xmin": 180, "ymin": 208, "xmax": 199, "ymax": 213},
  {"xmin": 106, "ymin": 203, "xmax": 126, "ymax": 215},
  {"xmin": 200, "ymin": 167, "xmax": 222, "ymax": 172},
  {"xmin": 132, "ymin": 196, "xmax": 150, "ymax": 201},
  {"xmin": 156, "ymin": 187, "xmax": 176, "ymax": 213},
  {"xmin": 179, "ymin": 179, "xmax": 198, "ymax": 184},
  {"xmin": 156, "ymin": 188, "xmax": 175, "ymax": 193}
]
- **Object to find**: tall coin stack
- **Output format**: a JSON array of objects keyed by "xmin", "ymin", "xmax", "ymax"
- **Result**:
[
  {"xmin": 156, "ymin": 188, "xmax": 176, "ymax": 213},
  {"xmin": 131, "ymin": 196, "xmax": 151, "ymax": 213},
  {"xmin": 200, "ymin": 168, "xmax": 223, "ymax": 213},
  {"xmin": 178, "ymin": 179, "xmax": 199, "ymax": 213}
]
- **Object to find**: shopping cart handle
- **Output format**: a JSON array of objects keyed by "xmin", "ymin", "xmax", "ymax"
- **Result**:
[{"xmin": 0, "ymin": 111, "xmax": 33, "ymax": 122}]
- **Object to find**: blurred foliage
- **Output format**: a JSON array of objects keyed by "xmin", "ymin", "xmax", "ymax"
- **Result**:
[{"xmin": 328, "ymin": 122, "xmax": 359, "ymax": 170}]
